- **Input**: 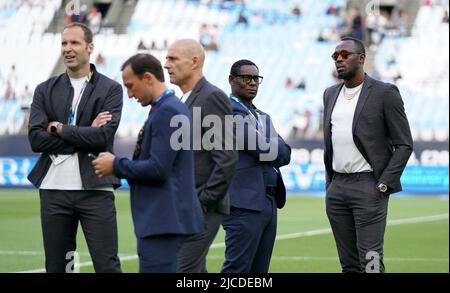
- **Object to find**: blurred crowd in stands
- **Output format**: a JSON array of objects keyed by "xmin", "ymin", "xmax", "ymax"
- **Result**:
[
  {"xmin": 66, "ymin": 4, "xmax": 102, "ymax": 34},
  {"xmin": 0, "ymin": 64, "xmax": 32, "ymax": 108},
  {"xmin": 1, "ymin": 0, "xmax": 449, "ymax": 140}
]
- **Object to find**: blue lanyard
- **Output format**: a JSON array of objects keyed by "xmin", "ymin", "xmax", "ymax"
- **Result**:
[
  {"xmin": 230, "ymin": 95, "xmax": 263, "ymax": 129},
  {"xmin": 151, "ymin": 89, "xmax": 174, "ymax": 106},
  {"xmin": 69, "ymin": 72, "xmax": 92, "ymax": 125},
  {"xmin": 149, "ymin": 89, "xmax": 174, "ymax": 114}
]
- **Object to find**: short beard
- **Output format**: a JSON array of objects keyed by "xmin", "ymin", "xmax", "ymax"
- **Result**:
[
  {"xmin": 337, "ymin": 70, "xmax": 356, "ymax": 80},
  {"xmin": 244, "ymin": 93, "xmax": 257, "ymax": 100},
  {"xmin": 239, "ymin": 95, "xmax": 254, "ymax": 105}
]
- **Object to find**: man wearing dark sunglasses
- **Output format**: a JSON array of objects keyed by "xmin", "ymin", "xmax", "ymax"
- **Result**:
[
  {"xmin": 323, "ymin": 37, "xmax": 413, "ymax": 273},
  {"xmin": 221, "ymin": 59, "xmax": 291, "ymax": 273}
]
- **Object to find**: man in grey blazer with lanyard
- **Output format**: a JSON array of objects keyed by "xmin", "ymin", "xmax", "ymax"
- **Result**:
[
  {"xmin": 323, "ymin": 37, "xmax": 413, "ymax": 273},
  {"xmin": 165, "ymin": 39, "xmax": 238, "ymax": 273}
]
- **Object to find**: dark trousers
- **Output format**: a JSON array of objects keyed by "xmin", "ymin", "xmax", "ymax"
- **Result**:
[
  {"xmin": 221, "ymin": 195, "xmax": 277, "ymax": 273},
  {"xmin": 177, "ymin": 209, "xmax": 222, "ymax": 273},
  {"xmin": 326, "ymin": 172, "xmax": 389, "ymax": 273},
  {"xmin": 39, "ymin": 189, "xmax": 121, "ymax": 273},
  {"xmin": 138, "ymin": 234, "xmax": 186, "ymax": 273}
]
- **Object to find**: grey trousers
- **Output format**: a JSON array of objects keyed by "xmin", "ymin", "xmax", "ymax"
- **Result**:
[
  {"xmin": 39, "ymin": 189, "xmax": 121, "ymax": 273},
  {"xmin": 326, "ymin": 172, "xmax": 389, "ymax": 273},
  {"xmin": 176, "ymin": 209, "xmax": 223, "ymax": 273}
]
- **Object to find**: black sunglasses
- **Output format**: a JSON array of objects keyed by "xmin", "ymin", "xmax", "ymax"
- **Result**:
[
  {"xmin": 234, "ymin": 74, "xmax": 264, "ymax": 84},
  {"xmin": 331, "ymin": 50, "xmax": 363, "ymax": 61}
]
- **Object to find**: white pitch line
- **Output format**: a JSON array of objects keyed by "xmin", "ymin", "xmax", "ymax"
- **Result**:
[
  {"xmin": 212, "ymin": 213, "xmax": 450, "ymax": 246},
  {"xmin": 11, "ymin": 213, "xmax": 449, "ymax": 273},
  {"xmin": 0, "ymin": 251, "xmax": 43, "ymax": 256},
  {"xmin": 14, "ymin": 268, "xmax": 45, "ymax": 273},
  {"xmin": 206, "ymin": 255, "xmax": 449, "ymax": 263},
  {"xmin": 387, "ymin": 213, "xmax": 449, "ymax": 225},
  {"xmin": 0, "ymin": 251, "xmax": 92, "ymax": 256},
  {"xmin": 12, "ymin": 254, "xmax": 137, "ymax": 273}
]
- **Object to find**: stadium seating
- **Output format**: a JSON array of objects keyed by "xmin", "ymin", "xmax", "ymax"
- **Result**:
[
  {"xmin": 0, "ymin": 0, "xmax": 62, "ymax": 135},
  {"xmin": 116, "ymin": 0, "xmax": 344, "ymax": 137},
  {"xmin": 375, "ymin": 4, "xmax": 449, "ymax": 141},
  {"xmin": 0, "ymin": 0, "xmax": 448, "ymax": 141}
]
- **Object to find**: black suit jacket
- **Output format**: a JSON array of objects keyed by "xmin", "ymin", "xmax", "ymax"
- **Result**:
[
  {"xmin": 185, "ymin": 77, "xmax": 238, "ymax": 214},
  {"xmin": 28, "ymin": 64, "xmax": 123, "ymax": 189},
  {"xmin": 323, "ymin": 74, "xmax": 413, "ymax": 194}
]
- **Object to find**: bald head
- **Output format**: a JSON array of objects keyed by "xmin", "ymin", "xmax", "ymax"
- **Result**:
[
  {"xmin": 172, "ymin": 39, "xmax": 205, "ymax": 66},
  {"xmin": 164, "ymin": 39, "xmax": 205, "ymax": 92}
]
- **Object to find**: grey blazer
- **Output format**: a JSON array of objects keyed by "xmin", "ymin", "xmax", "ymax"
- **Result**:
[
  {"xmin": 185, "ymin": 77, "xmax": 238, "ymax": 214},
  {"xmin": 323, "ymin": 74, "xmax": 413, "ymax": 194}
]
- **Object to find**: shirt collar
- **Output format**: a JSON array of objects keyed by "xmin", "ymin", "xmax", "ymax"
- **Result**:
[{"xmin": 151, "ymin": 89, "xmax": 174, "ymax": 106}]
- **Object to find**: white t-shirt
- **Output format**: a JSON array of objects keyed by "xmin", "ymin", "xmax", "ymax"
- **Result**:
[
  {"xmin": 180, "ymin": 90, "xmax": 192, "ymax": 104},
  {"xmin": 40, "ymin": 76, "xmax": 112, "ymax": 191},
  {"xmin": 331, "ymin": 83, "xmax": 373, "ymax": 174}
]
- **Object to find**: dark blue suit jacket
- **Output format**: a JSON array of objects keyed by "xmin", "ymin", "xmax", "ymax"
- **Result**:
[
  {"xmin": 113, "ymin": 93, "xmax": 204, "ymax": 238},
  {"xmin": 228, "ymin": 99, "xmax": 291, "ymax": 211}
]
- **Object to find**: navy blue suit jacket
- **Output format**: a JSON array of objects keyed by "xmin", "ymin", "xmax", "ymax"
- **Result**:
[
  {"xmin": 228, "ymin": 99, "xmax": 291, "ymax": 211},
  {"xmin": 113, "ymin": 93, "xmax": 204, "ymax": 238}
]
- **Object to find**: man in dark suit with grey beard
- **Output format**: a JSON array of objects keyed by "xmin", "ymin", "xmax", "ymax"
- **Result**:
[
  {"xmin": 323, "ymin": 37, "xmax": 413, "ymax": 273},
  {"xmin": 165, "ymin": 39, "xmax": 238, "ymax": 273}
]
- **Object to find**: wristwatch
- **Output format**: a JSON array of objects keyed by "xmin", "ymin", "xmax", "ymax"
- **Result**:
[
  {"xmin": 50, "ymin": 122, "xmax": 62, "ymax": 136},
  {"xmin": 377, "ymin": 183, "xmax": 388, "ymax": 193}
]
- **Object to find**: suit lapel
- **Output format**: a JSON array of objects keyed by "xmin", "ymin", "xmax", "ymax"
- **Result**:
[
  {"xmin": 75, "ymin": 81, "xmax": 94, "ymax": 123},
  {"xmin": 74, "ymin": 67, "xmax": 97, "ymax": 124},
  {"xmin": 185, "ymin": 77, "xmax": 207, "ymax": 108},
  {"xmin": 352, "ymin": 75, "xmax": 373, "ymax": 133},
  {"xmin": 144, "ymin": 110, "xmax": 156, "ymax": 132},
  {"xmin": 62, "ymin": 76, "xmax": 74, "ymax": 123},
  {"xmin": 144, "ymin": 93, "xmax": 171, "ymax": 130},
  {"xmin": 242, "ymin": 102, "xmax": 261, "ymax": 131}
]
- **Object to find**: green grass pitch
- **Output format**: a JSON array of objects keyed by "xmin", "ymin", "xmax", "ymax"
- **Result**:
[{"xmin": 0, "ymin": 189, "xmax": 448, "ymax": 273}]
